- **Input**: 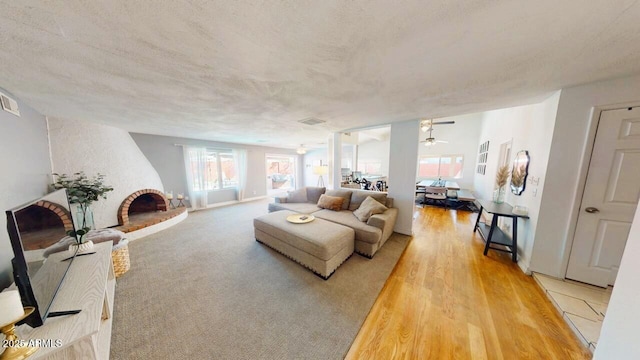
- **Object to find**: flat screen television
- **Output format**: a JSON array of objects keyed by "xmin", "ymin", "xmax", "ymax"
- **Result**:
[{"xmin": 5, "ymin": 188, "xmax": 77, "ymax": 327}]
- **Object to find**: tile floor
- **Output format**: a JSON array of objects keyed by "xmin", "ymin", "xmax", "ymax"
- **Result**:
[{"xmin": 533, "ymin": 272, "xmax": 612, "ymax": 352}]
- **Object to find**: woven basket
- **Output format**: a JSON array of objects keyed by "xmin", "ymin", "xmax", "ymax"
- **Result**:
[{"xmin": 112, "ymin": 245, "xmax": 131, "ymax": 278}]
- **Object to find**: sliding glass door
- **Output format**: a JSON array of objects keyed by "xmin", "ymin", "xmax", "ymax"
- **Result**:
[{"xmin": 266, "ymin": 154, "xmax": 296, "ymax": 195}]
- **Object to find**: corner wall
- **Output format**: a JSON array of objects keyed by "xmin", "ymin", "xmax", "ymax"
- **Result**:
[
  {"xmin": 48, "ymin": 118, "xmax": 164, "ymax": 228},
  {"xmin": 594, "ymin": 197, "xmax": 640, "ymax": 359},
  {"xmin": 473, "ymin": 92, "xmax": 561, "ymax": 271},
  {"xmin": 531, "ymin": 74, "xmax": 640, "ymax": 278},
  {"xmin": 388, "ymin": 120, "xmax": 420, "ymax": 235},
  {"xmin": 0, "ymin": 88, "xmax": 51, "ymax": 289}
]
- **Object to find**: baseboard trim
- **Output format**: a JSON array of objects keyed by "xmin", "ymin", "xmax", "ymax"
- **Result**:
[
  {"xmin": 240, "ymin": 195, "xmax": 267, "ymax": 202},
  {"xmin": 188, "ymin": 196, "xmax": 268, "ymax": 212}
]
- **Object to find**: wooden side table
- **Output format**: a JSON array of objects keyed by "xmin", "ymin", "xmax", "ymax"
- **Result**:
[{"xmin": 473, "ymin": 199, "xmax": 529, "ymax": 262}]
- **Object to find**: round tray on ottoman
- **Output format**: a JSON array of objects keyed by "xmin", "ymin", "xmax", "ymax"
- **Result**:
[{"xmin": 286, "ymin": 214, "xmax": 315, "ymax": 224}]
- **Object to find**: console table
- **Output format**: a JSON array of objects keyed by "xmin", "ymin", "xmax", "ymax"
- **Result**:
[
  {"xmin": 473, "ymin": 200, "xmax": 529, "ymax": 262},
  {"xmin": 16, "ymin": 242, "xmax": 116, "ymax": 359}
]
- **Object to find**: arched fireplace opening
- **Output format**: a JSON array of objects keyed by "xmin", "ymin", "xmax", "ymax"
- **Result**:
[
  {"xmin": 117, "ymin": 189, "xmax": 168, "ymax": 226},
  {"xmin": 15, "ymin": 201, "xmax": 74, "ymax": 250}
]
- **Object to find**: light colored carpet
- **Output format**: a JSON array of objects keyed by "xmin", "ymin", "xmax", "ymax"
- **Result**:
[{"xmin": 110, "ymin": 199, "xmax": 410, "ymax": 359}]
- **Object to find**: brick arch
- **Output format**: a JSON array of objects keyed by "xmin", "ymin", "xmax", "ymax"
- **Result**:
[
  {"xmin": 34, "ymin": 200, "xmax": 74, "ymax": 232},
  {"xmin": 118, "ymin": 189, "xmax": 168, "ymax": 225}
]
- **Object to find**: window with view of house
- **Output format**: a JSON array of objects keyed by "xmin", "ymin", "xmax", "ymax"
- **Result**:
[
  {"xmin": 266, "ymin": 154, "xmax": 296, "ymax": 193},
  {"xmin": 188, "ymin": 149, "xmax": 237, "ymax": 191},
  {"xmin": 219, "ymin": 152, "xmax": 238, "ymax": 188},
  {"xmin": 418, "ymin": 154, "xmax": 463, "ymax": 178}
]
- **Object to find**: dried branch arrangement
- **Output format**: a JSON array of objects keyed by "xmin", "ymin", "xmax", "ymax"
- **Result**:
[{"xmin": 495, "ymin": 165, "xmax": 510, "ymax": 188}]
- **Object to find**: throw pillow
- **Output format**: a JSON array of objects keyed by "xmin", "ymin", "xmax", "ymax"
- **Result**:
[
  {"xmin": 306, "ymin": 187, "xmax": 326, "ymax": 204},
  {"xmin": 325, "ymin": 189, "xmax": 352, "ymax": 210},
  {"xmin": 348, "ymin": 191, "xmax": 388, "ymax": 211},
  {"xmin": 353, "ymin": 196, "xmax": 388, "ymax": 222},
  {"xmin": 287, "ymin": 188, "xmax": 308, "ymax": 203},
  {"xmin": 317, "ymin": 194, "xmax": 344, "ymax": 211}
]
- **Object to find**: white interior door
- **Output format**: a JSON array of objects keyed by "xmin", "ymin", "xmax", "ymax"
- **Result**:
[{"xmin": 566, "ymin": 107, "xmax": 640, "ymax": 287}]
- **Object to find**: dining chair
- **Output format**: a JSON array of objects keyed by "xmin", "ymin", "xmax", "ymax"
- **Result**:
[
  {"xmin": 423, "ymin": 186, "xmax": 448, "ymax": 208},
  {"xmin": 415, "ymin": 183, "xmax": 426, "ymax": 204}
]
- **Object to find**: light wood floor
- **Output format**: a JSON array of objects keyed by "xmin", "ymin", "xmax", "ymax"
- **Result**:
[{"xmin": 346, "ymin": 205, "xmax": 592, "ymax": 360}]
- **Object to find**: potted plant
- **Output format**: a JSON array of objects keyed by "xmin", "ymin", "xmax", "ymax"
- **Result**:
[
  {"xmin": 65, "ymin": 226, "xmax": 93, "ymax": 254},
  {"xmin": 51, "ymin": 172, "xmax": 114, "ymax": 249}
]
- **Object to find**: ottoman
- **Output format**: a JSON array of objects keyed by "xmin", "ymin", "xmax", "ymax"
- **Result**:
[{"xmin": 254, "ymin": 210, "xmax": 355, "ymax": 280}]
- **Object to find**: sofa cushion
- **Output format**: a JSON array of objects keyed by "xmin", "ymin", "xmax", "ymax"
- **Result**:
[
  {"xmin": 325, "ymin": 189, "xmax": 352, "ymax": 210},
  {"xmin": 268, "ymin": 202, "xmax": 322, "ymax": 214},
  {"xmin": 305, "ymin": 187, "xmax": 326, "ymax": 204},
  {"xmin": 314, "ymin": 209, "xmax": 382, "ymax": 245},
  {"xmin": 317, "ymin": 194, "xmax": 344, "ymax": 211},
  {"xmin": 353, "ymin": 196, "xmax": 388, "ymax": 222},
  {"xmin": 287, "ymin": 188, "xmax": 308, "ymax": 203},
  {"xmin": 348, "ymin": 190, "xmax": 388, "ymax": 211}
]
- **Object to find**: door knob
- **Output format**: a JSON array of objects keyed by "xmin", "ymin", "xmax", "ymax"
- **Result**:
[{"xmin": 585, "ymin": 207, "xmax": 600, "ymax": 213}]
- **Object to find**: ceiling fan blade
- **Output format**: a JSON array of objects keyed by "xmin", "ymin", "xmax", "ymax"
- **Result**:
[
  {"xmin": 432, "ymin": 121, "xmax": 455, "ymax": 125},
  {"xmin": 436, "ymin": 140, "xmax": 449, "ymax": 143}
]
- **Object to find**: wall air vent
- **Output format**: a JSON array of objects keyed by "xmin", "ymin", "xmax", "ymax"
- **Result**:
[
  {"xmin": 298, "ymin": 117, "xmax": 326, "ymax": 126},
  {"xmin": 0, "ymin": 92, "xmax": 20, "ymax": 117}
]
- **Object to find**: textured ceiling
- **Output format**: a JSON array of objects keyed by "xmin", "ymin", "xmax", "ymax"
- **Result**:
[{"xmin": 1, "ymin": 1, "xmax": 640, "ymax": 149}]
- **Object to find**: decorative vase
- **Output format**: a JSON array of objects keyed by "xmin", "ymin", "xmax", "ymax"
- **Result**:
[
  {"xmin": 493, "ymin": 187, "xmax": 506, "ymax": 204},
  {"xmin": 75, "ymin": 205, "xmax": 95, "ymax": 230},
  {"xmin": 68, "ymin": 240, "xmax": 94, "ymax": 255}
]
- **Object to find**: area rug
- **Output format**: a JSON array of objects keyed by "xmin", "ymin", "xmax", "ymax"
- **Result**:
[{"xmin": 110, "ymin": 199, "xmax": 410, "ymax": 359}]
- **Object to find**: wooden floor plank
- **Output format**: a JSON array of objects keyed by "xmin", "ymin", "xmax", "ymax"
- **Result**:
[{"xmin": 346, "ymin": 206, "xmax": 591, "ymax": 360}]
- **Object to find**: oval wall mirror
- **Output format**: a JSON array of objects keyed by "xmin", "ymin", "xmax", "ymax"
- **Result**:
[{"xmin": 510, "ymin": 150, "xmax": 530, "ymax": 195}]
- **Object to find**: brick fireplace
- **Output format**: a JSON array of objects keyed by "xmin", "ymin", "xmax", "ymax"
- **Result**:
[
  {"xmin": 15, "ymin": 200, "xmax": 74, "ymax": 250},
  {"xmin": 117, "ymin": 189, "xmax": 168, "ymax": 226}
]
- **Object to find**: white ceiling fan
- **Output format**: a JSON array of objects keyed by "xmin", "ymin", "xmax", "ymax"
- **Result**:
[
  {"xmin": 420, "ymin": 119, "xmax": 455, "ymax": 132},
  {"xmin": 420, "ymin": 126, "xmax": 448, "ymax": 147}
]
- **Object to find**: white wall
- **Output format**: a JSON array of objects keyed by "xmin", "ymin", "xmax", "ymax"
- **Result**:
[
  {"xmin": 302, "ymin": 148, "xmax": 328, "ymax": 187},
  {"xmin": 0, "ymin": 88, "xmax": 52, "ymax": 289},
  {"xmin": 388, "ymin": 120, "xmax": 420, "ymax": 235},
  {"xmin": 357, "ymin": 138, "xmax": 390, "ymax": 177},
  {"xmin": 48, "ymin": 118, "xmax": 164, "ymax": 228},
  {"xmin": 417, "ymin": 113, "xmax": 483, "ymax": 190},
  {"xmin": 473, "ymin": 92, "xmax": 561, "ymax": 271},
  {"xmin": 531, "ymin": 74, "xmax": 640, "ymax": 278},
  {"xmin": 594, "ymin": 198, "xmax": 640, "ymax": 359}
]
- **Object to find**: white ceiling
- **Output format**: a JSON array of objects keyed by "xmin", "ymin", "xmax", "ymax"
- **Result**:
[{"xmin": 1, "ymin": 1, "xmax": 640, "ymax": 149}]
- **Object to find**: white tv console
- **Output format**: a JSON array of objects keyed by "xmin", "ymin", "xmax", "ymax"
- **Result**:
[{"xmin": 16, "ymin": 241, "xmax": 116, "ymax": 359}]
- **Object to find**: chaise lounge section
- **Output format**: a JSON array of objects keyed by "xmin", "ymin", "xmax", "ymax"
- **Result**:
[
  {"xmin": 254, "ymin": 210, "xmax": 355, "ymax": 279},
  {"xmin": 268, "ymin": 187, "xmax": 398, "ymax": 258}
]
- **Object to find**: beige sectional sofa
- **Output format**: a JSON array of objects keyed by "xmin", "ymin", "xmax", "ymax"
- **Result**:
[{"xmin": 268, "ymin": 187, "xmax": 398, "ymax": 258}]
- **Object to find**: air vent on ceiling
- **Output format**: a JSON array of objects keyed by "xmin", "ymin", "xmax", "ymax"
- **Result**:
[
  {"xmin": 298, "ymin": 117, "xmax": 326, "ymax": 126},
  {"xmin": 0, "ymin": 92, "xmax": 20, "ymax": 117}
]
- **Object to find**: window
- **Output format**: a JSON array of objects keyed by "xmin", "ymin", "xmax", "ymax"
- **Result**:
[
  {"xmin": 204, "ymin": 151, "xmax": 220, "ymax": 190},
  {"xmin": 219, "ymin": 152, "xmax": 238, "ymax": 188},
  {"xmin": 188, "ymin": 149, "xmax": 237, "ymax": 191},
  {"xmin": 418, "ymin": 155, "xmax": 463, "ymax": 178}
]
